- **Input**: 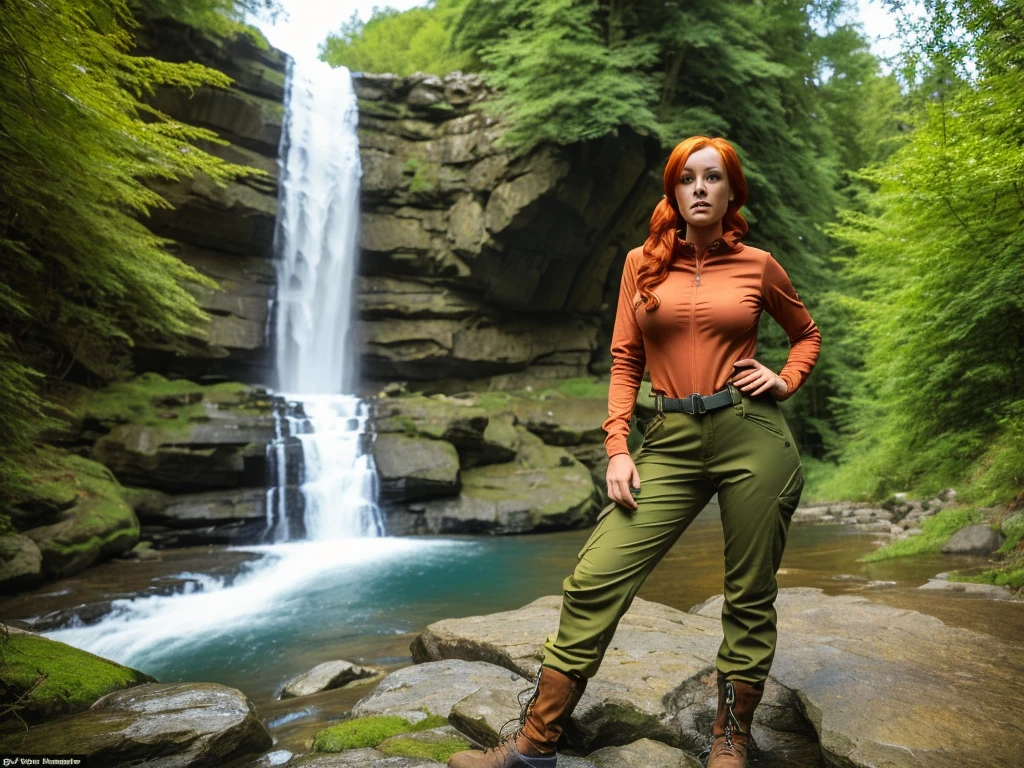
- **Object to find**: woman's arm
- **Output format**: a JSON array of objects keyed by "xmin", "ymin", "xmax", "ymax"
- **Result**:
[
  {"xmin": 761, "ymin": 254, "xmax": 822, "ymax": 400},
  {"xmin": 601, "ymin": 249, "xmax": 647, "ymax": 457}
]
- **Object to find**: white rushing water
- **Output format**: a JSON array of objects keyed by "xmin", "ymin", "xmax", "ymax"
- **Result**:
[
  {"xmin": 43, "ymin": 57, "xmax": 406, "ymax": 668},
  {"xmin": 265, "ymin": 56, "xmax": 385, "ymax": 541}
]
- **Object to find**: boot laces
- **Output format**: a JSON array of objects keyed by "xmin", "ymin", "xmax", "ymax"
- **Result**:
[
  {"xmin": 492, "ymin": 671, "xmax": 542, "ymax": 751},
  {"xmin": 703, "ymin": 680, "xmax": 747, "ymax": 759}
]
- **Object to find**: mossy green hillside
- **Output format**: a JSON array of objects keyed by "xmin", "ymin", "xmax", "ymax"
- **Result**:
[
  {"xmin": 0, "ymin": 630, "xmax": 154, "ymax": 732},
  {"xmin": 311, "ymin": 714, "xmax": 449, "ymax": 752}
]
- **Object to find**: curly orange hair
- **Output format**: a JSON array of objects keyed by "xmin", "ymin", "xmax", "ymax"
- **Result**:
[{"xmin": 637, "ymin": 136, "xmax": 749, "ymax": 310}]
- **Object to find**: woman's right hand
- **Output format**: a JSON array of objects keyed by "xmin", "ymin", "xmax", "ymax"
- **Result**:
[{"xmin": 606, "ymin": 453, "xmax": 641, "ymax": 511}]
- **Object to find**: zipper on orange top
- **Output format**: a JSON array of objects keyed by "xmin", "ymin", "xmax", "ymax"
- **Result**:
[{"xmin": 690, "ymin": 250, "xmax": 703, "ymax": 395}]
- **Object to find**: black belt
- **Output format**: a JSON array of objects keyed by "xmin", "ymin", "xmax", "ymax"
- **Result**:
[{"xmin": 653, "ymin": 385, "xmax": 741, "ymax": 415}]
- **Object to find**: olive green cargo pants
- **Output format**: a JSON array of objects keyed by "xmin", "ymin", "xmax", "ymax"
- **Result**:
[{"xmin": 542, "ymin": 384, "xmax": 804, "ymax": 684}]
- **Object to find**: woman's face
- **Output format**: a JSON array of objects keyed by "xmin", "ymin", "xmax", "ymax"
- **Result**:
[{"xmin": 673, "ymin": 146, "xmax": 734, "ymax": 231}]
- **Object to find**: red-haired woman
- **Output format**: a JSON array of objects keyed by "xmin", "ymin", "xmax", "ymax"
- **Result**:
[{"xmin": 449, "ymin": 137, "xmax": 821, "ymax": 768}]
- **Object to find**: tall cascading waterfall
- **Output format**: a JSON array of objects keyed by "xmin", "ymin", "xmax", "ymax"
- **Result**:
[{"xmin": 264, "ymin": 57, "xmax": 384, "ymax": 541}]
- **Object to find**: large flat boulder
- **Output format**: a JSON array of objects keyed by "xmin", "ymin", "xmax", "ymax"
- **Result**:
[
  {"xmin": 0, "ymin": 682, "xmax": 271, "ymax": 765},
  {"xmin": 411, "ymin": 589, "xmax": 1024, "ymax": 766},
  {"xmin": 695, "ymin": 588, "xmax": 1024, "ymax": 768},
  {"xmin": 412, "ymin": 596, "xmax": 720, "ymax": 751},
  {"xmin": 352, "ymin": 659, "xmax": 531, "ymax": 724}
]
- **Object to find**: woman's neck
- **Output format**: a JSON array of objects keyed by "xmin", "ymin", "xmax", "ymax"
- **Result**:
[{"xmin": 682, "ymin": 222, "xmax": 724, "ymax": 256}]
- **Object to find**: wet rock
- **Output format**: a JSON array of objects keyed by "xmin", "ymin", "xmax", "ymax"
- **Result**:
[
  {"xmin": 447, "ymin": 685, "xmax": 523, "ymax": 748},
  {"xmin": 93, "ymin": 408, "xmax": 274, "ymax": 492},
  {"xmin": 23, "ymin": 483, "xmax": 138, "ymax": 580},
  {"xmin": 0, "ymin": 681, "xmax": 271, "ymax": 765},
  {"xmin": 695, "ymin": 588, "xmax": 1024, "ymax": 767},
  {"xmin": 290, "ymin": 749, "xmax": 441, "ymax": 766},
  {"xmin": 918, "ymin": 579, "xmax": 1012, "ymax": 599},
  {"xmin": 510, "ymin": 398, "xmax": 608, "ymax": 448},
  {"xmin": 940, "ymin": 524, "xmax": 1005, "ymax": 555},
  {"xmin": 373, "ymin": 433, "xmax": 461, "ymax": 502},
  {"xmin": 587, "ymin": 738, "xmax": 701, "ymax": 768},
  {"xmin": 371, "ymin": 392, "xmax": 516, "ymax": 466},
  {"xmin": 412, "ymin": 595, "xmax": 722, "ymax": 751},
  {"xmin": 406, "ymin": 429, "xmax": 598, "ymax": 535},
  {"xmin": 0, "ymin": 534, "xmax": 43, "ymax": 591},
  {"xmin": 412, "ymin": 589, "xmax": 1024, "ymax": 766},
  {"xmin": 139, "ymin": 487, "xmax": 267, "ymax": 528},
  {"xmin": 352, "ymin": 659, "xmax": 530, "ymax": 723},
  {"xmin": 280, "ymin": 660, "xmax": 381, "ymax": 699}
]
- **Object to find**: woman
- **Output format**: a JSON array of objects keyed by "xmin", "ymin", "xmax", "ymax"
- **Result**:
[{"xmin": 449, "ymin": 136, "xmax": 821, "ymax": 768}]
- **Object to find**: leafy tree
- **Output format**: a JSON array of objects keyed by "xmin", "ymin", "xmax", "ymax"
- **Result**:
[
  {"xmin": 321, "ymin": 1, "xmax": 474, "ymax": 76},
  {"xmin": 0, "ymin": 0, "xmax": 268, "ymax": 503},
  {"xmin": 822, "ymin": 0, "xmax": 1024, "ymax": 502}
]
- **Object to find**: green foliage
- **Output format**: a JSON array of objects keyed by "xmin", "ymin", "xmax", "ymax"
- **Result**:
[
  {"xmin": 403, "ymin": 156, "xmax": 436, "ymax": 194},
  {"xmin": 312, "ymin": 714, "xmax": 449, "ymax": 752},
  {"xmin": 822, "ymin": 1, "xmax": 1024, "ymax": 503},
  {"xmin": 131, "ymin": 0, "xmax": 283, "ymax": 46},
  {"xmin": 329, "ymin": 0, "xmax": 884, "ymax": 459},
  {"xmin": 0, "ymin": 0, "xmax": 265, "ymax": 505},
  {"xmin": 321, "ymin": 1, "xmax": 474, "ymax": 76},
  {"xmin": 455, "ymin": 0, "xmax": 661, "ymax": 153},
  {"xmin": 858, "ymin": 506, "xmax": 984, "ymax": 562}
]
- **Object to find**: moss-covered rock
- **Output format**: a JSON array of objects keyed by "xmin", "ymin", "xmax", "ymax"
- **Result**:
[
  {"xmin": 311, "ymin": 714, "xmax": 449, "ymax": 753},
  {"xmin": 82, "ymin": 375, "xmax": 275, "ymax": 493},
  {"xmin": 18, "ymin": 452, "xmax": 139, "ymax": 579},
  {"xmin": 378, "ymin": 726, "xmax": 470, "ymax": 763},
  {"xmin": 372, "ymin": 392, "xmax": 517, "ymax": 468},
  {"xmin": 0, "ymin": 681, "xmax": 271, "ymax": 765},
  {"xmin": 0, "ymin": 626, "xmax": 155, "ymax": 732},
  {"xmin": 74, "ymin": 372, "xmax": 257, "ymax": 434},
  {"xmin": 407, "ymin": 427, "xmax": 598, "ymax": 534}
]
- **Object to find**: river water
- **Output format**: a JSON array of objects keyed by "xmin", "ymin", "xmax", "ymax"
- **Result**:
[{"xmin": 4, "ymin": 501, "xmax": 1020, "ymax": 764}]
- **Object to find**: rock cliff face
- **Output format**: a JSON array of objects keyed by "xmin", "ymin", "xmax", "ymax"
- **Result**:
[
  {"xmin": 132, "ymin": 19, "xmax": 287, "ymax": 385},
  {"xmin": 132, "ymin": 21, "xmax": 662, "ymax": 393},
  {"xmin": 352, "ymin": 72, "xmax": 662, "ymax": 395}
]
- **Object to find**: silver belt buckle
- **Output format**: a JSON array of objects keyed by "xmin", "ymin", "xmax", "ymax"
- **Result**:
[
  {"xmin": 689, "ymin": 393, "xmax": 706, "ymax": 414},
  {"xmin": 655, "ymin": 393, "xmax": 665, "ymax": 413}
]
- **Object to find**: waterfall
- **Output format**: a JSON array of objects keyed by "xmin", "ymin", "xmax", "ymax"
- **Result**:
[{"xmin": 265, "ymin": 57, "xmax": 384, "ymax": 541}]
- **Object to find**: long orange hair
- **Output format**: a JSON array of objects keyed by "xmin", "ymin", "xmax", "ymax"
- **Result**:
[{"xmin": 636, "ymin": 137, "xmax": 749, "ymax": 310}]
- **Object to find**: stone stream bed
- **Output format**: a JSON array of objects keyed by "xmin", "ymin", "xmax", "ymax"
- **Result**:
[{"xmin": 2, "ymin": 512, "xmax": 1023, "ymax": 767}]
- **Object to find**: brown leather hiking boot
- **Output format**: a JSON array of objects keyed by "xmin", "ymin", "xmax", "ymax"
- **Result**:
[
  {"xmin": 706, "ymin": 675, "xmax": 764, "ymax": 768},
  {"xmin": 447, "ymin": 666, "xmax": 586, "ymax": 768}
]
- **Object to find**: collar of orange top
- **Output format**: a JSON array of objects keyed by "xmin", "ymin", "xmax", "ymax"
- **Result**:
[{"xmin": 673, "ymin": 228, "xmax": 744, "ymax": 257}]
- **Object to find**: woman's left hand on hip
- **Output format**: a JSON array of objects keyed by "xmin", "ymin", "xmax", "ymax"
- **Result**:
[{"xmin": 730, "ymin": 358, "xmax": 788, "ymax": 398}]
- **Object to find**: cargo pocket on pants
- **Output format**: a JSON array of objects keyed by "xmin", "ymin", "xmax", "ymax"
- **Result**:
[{"xmin": 777, "ymin": 463, "xmax": 805, "ymax": 520}]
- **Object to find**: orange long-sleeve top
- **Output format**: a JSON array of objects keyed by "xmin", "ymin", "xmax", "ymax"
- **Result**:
[{"xmin": 602, "ymin": 230, "xmax": 822, "ymax": 458}]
